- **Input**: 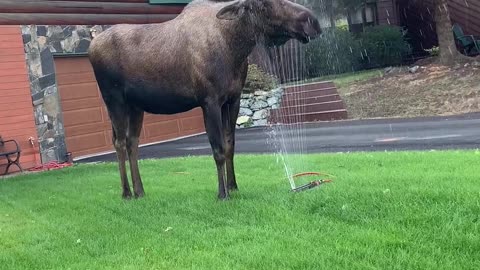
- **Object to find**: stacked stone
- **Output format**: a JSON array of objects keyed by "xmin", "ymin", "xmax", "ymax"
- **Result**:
[
  {"xmin": 21, "ymin": 25, "xmax": 107, "ymax": 162},
  {"xmin": 236, "ymin": 87, "xmax": 284, "ymax": 128}
]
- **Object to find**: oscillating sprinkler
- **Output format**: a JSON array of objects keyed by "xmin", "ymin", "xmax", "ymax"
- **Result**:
[{"xmin": 290, "ymin": 172, "xmax": 332, "ymax": 192}]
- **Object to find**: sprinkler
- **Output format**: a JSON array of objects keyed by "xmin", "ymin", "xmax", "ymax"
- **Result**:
[{"xmin": 290, "ymin": 172, "xmax": 332, "ymax": 192}]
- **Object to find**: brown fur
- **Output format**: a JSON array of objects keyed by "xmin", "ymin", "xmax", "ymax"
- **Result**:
[{"xmin": 88, "ymin": 0, "xmax": 321, "ymax": 200}]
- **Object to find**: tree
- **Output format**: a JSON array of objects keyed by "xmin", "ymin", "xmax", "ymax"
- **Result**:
[
  {"xmin": 325, "ymin": 0, "xmax": 336, "ymax": 28},
  {"xmin": 433, "ymin": 0, "xmax": 459, "ymax": 65}
]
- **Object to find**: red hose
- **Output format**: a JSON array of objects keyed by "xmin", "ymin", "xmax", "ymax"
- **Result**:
[
  {"xmin": 28, "ymin": 161, "xmax": 73, "ymax": 172},
  {"xmin": 293, "ymin": 172, "xmax": 334, "ymax": 179}
]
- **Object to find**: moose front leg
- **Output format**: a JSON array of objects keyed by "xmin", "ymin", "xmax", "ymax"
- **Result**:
[
  {"xmin": 222, "ymin": 98, "xmax": 240, "ymax": 191},
  {"xmin": 202, "ymin": 103, "xmax": 229, "ymax": 200}
]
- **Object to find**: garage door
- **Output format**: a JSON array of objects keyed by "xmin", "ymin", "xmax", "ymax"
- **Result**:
[{"xmin": 55, "ymin": 57, "xmax": 205, "ymax": 159}]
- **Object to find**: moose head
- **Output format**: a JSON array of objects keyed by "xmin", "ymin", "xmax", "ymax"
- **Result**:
[{"xmin": 216, "ymin": 0, "xmax": 322, "ymax": 46}]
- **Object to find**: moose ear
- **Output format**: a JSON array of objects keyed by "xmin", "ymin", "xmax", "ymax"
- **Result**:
[{"xmin": 216, "ymin": 1, "xmax": 245, "ymax": 20}]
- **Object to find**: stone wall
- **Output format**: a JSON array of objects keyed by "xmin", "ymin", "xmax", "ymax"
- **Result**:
[
  {"xmin": 236, "ymin": 87, "xmax": 284, "ymax": 128},
  {"xmin": 21, "ymin": 25, "xmax": 109, "ymax": 163}
]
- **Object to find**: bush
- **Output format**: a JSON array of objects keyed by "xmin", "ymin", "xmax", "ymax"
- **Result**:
[
  {"xmin": 305, "ymin": 28, "xmax": 361, "ymax": 77},
  {"xmin": 425, "ymin": 46, "xmax": 440, "ymax": 57},
  {"xmin": 304, "ymin": 25, "xmax": 412, "ymax": 78},
  {"xmin": 358, "ymin": 25, "xmax": 412, "ymax": 68},
  {"xmin": 243, "ymin": 64, "xmax": 278, "ymax": 93}
]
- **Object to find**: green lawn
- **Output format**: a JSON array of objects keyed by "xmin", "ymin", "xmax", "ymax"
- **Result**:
[
  {"xmin": 327, "ymin": 69, "xmax": 383, "ymax": 89},
  {"xmin": 1, "ymin": 151, "xmax": 479, "ymax": 269},
  {"xmin": 284, "ymin": 69, "xmax": 383, "ymax": 89}
]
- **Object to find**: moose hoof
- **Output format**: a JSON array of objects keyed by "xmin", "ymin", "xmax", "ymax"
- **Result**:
[
  {"xmin": 122, "ymin": 191, "xmax": 133, "ymax": 200},
  {"xmin": 217, "ymin": 193, "xmax": 230, "ymax": 201},
  {"xmin": 134, "ymin": 191, "xmax": 145, "ymax": 199},
  {"xmin": 228, "ymin": 185, "xmax": 238, "ymax": 192}
]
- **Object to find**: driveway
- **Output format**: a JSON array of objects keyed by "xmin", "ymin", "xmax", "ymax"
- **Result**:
[{"xmin": 78, "ymin": 112, "xmax": 480, "ymax": 163}]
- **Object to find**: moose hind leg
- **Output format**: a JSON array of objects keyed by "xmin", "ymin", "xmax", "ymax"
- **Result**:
[
  {"xmin": 202, "ymin": 103, "xmax": 228, "ymax": 200},
  {"xmin": 93, "ymin": 69, "xmax": 131, "ymax": 199},
  {"xmin": 222, "ymin": 99, "xmax": 240, "ymax": 191},
  {"xmin": 111, "ymin": 122, "xmax": 132, "ymax": 199},
  {"xmin": 126, "ymin": 107, "xmax": 145, "ymax": 198}
]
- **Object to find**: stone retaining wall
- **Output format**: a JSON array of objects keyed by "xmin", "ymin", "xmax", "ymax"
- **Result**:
[{"xmin": 236, "ymin": 87, "xmax": 284, "ymax": 128}]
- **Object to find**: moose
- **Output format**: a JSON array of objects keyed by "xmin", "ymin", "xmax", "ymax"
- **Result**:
[{"xmin": 88, "ymin": 0, "xmax": 322, "ymax": 200}]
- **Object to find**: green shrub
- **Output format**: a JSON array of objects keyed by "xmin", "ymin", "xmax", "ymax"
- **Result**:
[
  {"xmin": 305, "ymin": 27, "xmax": 361, "ymax": 77},
  {"xmin": 304, "ymin": 25, "xmax": 412, "ymax": 78},
  {"xmin": 358, "ymin": 25, "xmax": 412, "ymax": 68},
  {"xmin": 243, "ymin": 64, "xmax": 278, "ymax": 93},
  {"xmin": 425, "ymin": 46, "xmax": 439, "ymax": 56}
]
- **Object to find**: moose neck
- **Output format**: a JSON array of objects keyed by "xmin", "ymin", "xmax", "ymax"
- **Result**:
[{"xmin": 221, "ymin": 17, "xmax": 261, "ymax": 66}]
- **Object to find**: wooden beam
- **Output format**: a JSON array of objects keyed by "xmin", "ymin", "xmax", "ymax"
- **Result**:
[
  {"xmin": 0, "ymin": 13, "xmax": 178, "ymax": 25},
  {"xmin": 19, "ymin": 0, "xmax": 150, "ymax": 3},
  {"xmin": 0, "ymin": 1, "xmax": 185, "ymax": 14}
]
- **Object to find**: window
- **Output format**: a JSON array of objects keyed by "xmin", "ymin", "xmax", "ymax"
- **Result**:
[{"xmin": 347, "ymin": 2, "xmax": 378, "ymax": 28}]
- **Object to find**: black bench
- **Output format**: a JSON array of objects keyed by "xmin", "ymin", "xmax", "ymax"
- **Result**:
[{"xmin": 0, "ymin": 135, "xmax": 23, "ymax": 175}]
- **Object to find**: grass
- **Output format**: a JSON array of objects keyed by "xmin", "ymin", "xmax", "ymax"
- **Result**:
[
  {"xmin": 1, "ymin": 151, "xmax": 480, "ymax": 269},
  {"xmin": 283, "ymin": 69, "xmax": 384, "ymax": 90}
]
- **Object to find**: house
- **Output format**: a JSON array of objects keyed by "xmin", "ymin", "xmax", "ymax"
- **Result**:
[
  {"xmin": 300, "ymin": 0, "xmax": 478, "ymax": 56},
  {"xmin": 354, "ymin": 0, "xmax": 479, "ymax": 56},
  {"xmin": 0, "ymin": 0, "xmax": 204, "ymax": 174}
]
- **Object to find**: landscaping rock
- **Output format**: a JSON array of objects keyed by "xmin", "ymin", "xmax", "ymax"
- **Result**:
[
  {"xmin": 267, "ymin": 96, "xmax": 279, "ymax": 106},
  {"xmin": 251, "ymin": 100, "xmax": 268, "ymax": 110},
  {"xmin": 268, "ymin": 88, "xmax": 282, "ymax": 98},
  {"xmin": 236, "ymin": 116, "xmax": 251, "ymax": 125},
  {"xmin": 408, "ymin": 66, "xmax": 419, "ymax": 73},
  {"xmin": 255, "ymin": 95, "xmax": 267, "ymax": 102},
  {"xmin": 272, "ymin": 88, "xmax": 283, "ymax": 97},
  {"xmin": 254, "ymin": 90, "xmax": 268, "ymax": 96},
  {"xmin": 239, "ymin": 107, "xmax": 253, "ymax": 116},
  {"xmin": 252, "ymin": 109, "xmax": 268, "ymax": 120},
  {"xmin": 241, "ymin": 93, "xmax": 254, "ymax": 99},
  {"xmin": 240, "ymin": 99, "xmax": 252, "ymax": 108}
]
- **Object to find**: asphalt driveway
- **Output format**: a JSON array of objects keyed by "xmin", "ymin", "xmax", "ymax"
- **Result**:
[{"xmin": 78, "ymin": 113, "xmax": 480, "ymax": 163}]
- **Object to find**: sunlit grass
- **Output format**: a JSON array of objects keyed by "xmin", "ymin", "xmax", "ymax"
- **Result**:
[
  {"xmin": 1, "ymin": 151, "xmax": 479, "ymax": 269},
  {"xmin": 284, "ymin": 69, "xmax": 383, "ymax": 89}
]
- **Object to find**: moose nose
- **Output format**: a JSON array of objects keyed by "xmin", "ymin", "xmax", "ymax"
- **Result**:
[{"xmin": 306, "ymin": 15, "xmax": 322, "ymax": 37}]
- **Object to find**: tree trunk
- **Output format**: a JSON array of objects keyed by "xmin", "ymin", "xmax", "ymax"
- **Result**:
[
  {"xmin": 361, "ymin": 0, "xmax": 367, "ymax": 31},
  {"xmin": 329, "ymin": 11, "xmax": 336, "ymax": 28},
  {"xmin": 326, "ymin": 0, "xmax": 335, "ymax": 28},
  {"xmin": 434, "ymin": 0, "xmax": 458, "ymax": 65}
]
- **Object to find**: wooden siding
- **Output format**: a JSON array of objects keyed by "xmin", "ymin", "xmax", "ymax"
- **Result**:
[
  {"xmin": 0, "ymin": 26, "xmax": 41, "ymax": 174},
  {"xmin": 449, "ymin": 0, "xmax": 480, "ymax": 36},
  {"xmin": 377, "ymin": 0, "xmax": 398, "ymax": 25},
  {"xmin": 0, "ymin": 0, "xmax": 186, "ymax": 25}
]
